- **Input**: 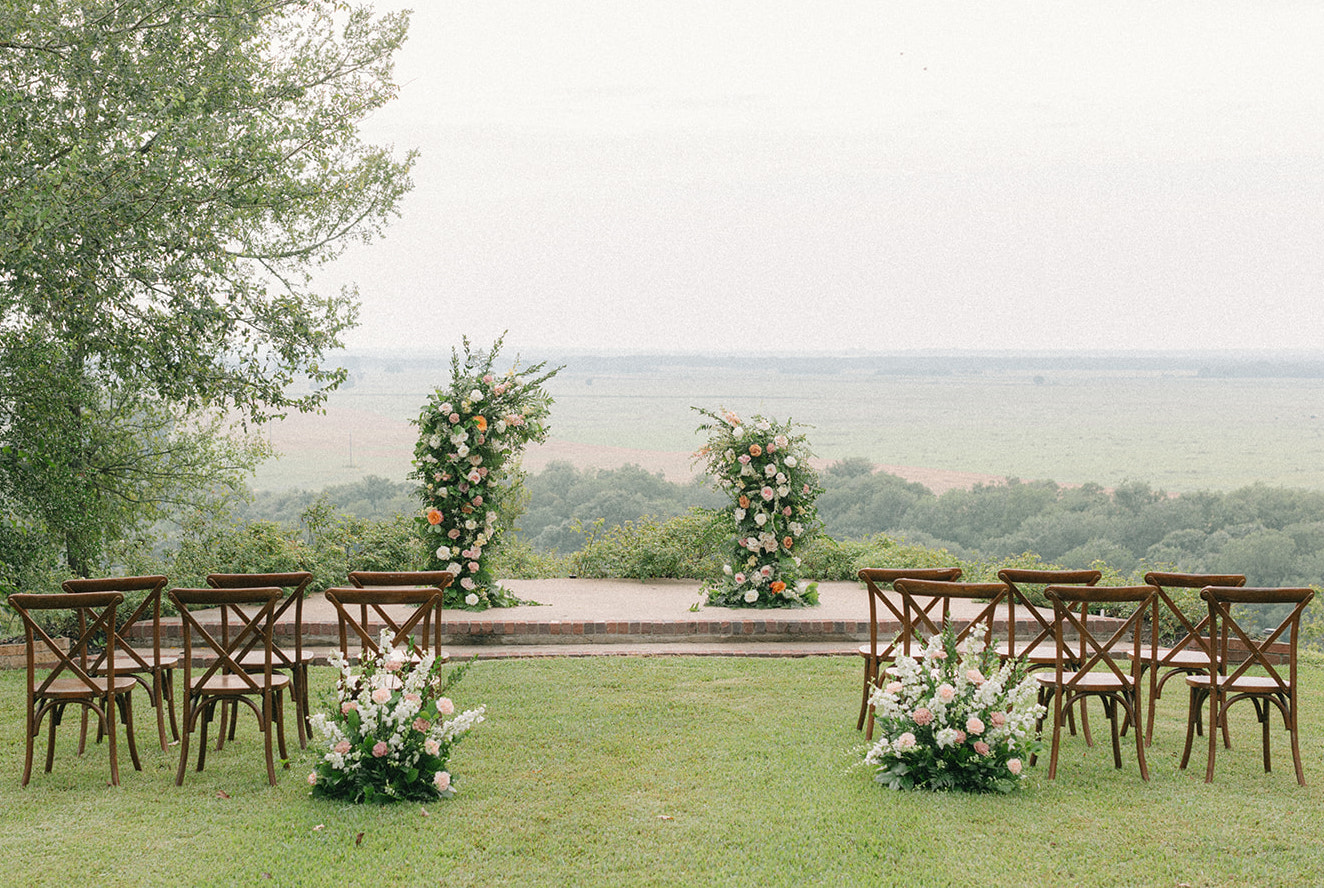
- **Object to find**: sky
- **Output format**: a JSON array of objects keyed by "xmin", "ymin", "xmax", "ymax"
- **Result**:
[{"xmin": 317, "ymin": 1, "xmax": 1324, "ymax": 355}]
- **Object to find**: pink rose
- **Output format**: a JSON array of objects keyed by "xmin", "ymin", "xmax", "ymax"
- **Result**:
[
  {"xmin": 333, "ymin": 740, "xmax": 351, "ymax": 755},
  {"xmin": 1008, "ymin": 758, "xmax": 1023, "ymax": 775},
  {"xmin": 413, "ymin": 718, "xmax": 431, "ymax": 732},
  {"xmin": 884, "ymin": 681, "xmax": 903, "ymax": 695},
  {"xmin": 467, "ymin": 470, "xmax": 482, "ymax": 483},
  {"xmin": 340, "ymin": 701, "xmax": 357, "ymax": 715},
  {"xmin": 966, "ymin": 716, "xmax": 985, "ymax": 735},
  {"xmin": 759, "ymin": 565, "xmax": 773, "ymax": 579},
  {"xmin": 973, "ymin": 741, "xmax": 991, "ymax": 756},
  {"xmin": 990, "ymin": 711, "xmax": 1007, "ymax": 727},
  {"xmin": 404, "ymin": 692, "xmax": 422, "ymax": 705},
  {"xmin": 734, "ymin": 573, "xmax": 746, "ymax": 584},
  {"xmin": 371, "ymin": 688, "xmax": 391, "ymax": 704},
  {"xmin": 436, "ymin": 697, "xmax": 455, "ymax": 715},
  {"xmin": 372, "ymin": 741, "xmax": 389, "ymax": 758},
  {"xmin": 448, "ymin": 413, "xmax": 460, "ymax": 424},
  {"xmin": 760, "ymin": 486, "xmax": 774, "ymax": 501},
  {"xmin": 434, "ymin": 771, "xmax": 451, "ymax": 792},
  {"xmin": 782, "ymin": 506, "xmax": 792, "ymax": 516},
  {"xmin": 482, "ymin": 374, "xmax": 494, "ymax": 384},
  {"xmin": 738, "ymin": 454, "xmax": 751, "ymax": 465},
  {"xmin": 468, "ymin": 561, "xmax": 480, "ymax": 573},
  {"xmin": 307, "ymin": 772, "xmax": 318, "ymax": 785},
  {"xmin": 912, "ymin": 707, "xmax": 934, "ymax": 726},
  {"xmin": 954, "ymin": 730, "xmax": 967, "ymax": 745},
  {"xmin": 448, "ymin": 528, "xmax": 461, "ymax": 539},
  {"xmin": 424, "ymin": 738, "xmax": 440, "ymax": 756},
  {"xmin": 966, "ymin": 669, "xmax": 986, "ymax": 685},
  {"xmin": 895, "ymin": 731, "xmax": 916, "ymax": 750},
  {"xmin": 937, "ymin": 683, "xmax": 956, "ymax": 702}
]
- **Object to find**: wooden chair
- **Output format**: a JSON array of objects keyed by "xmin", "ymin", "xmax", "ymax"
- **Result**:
[
  {"xmin": 1036, "ymin": 584, "xmax": 1158, "ymax": 780},
  {"xmin": 325, "ymin": 572, "xmax": 452, "ymax": 661},
  {"xmin": 205, "ymin": 572, "xmax": 313, "ymax": 748},
  {"xmin": 856, "ymin": 567, "xmax": 962, "ymax": 740},
  {"xmin": 1140, "ymin": 571, "xmax": 1246, "ymax": 747},
  {"xmin": 9, "ymin": 591, "xmax": 142, "ymax": 786},
  {"xmin": 62, "ymin": 575, "xmax": 177, "ymax": 751},
  {"xmin": 169, "ymin": 586, "xmax": 291, "ymax": 786},
  {"xmin": 1180, "ymin": 585, "xmax": 1315, "ymax": 785}
]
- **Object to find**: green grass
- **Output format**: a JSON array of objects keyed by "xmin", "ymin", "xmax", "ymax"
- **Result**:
[{"xmin": 3, "ymin": 657, "xmax": 1323, "ymax": 887}]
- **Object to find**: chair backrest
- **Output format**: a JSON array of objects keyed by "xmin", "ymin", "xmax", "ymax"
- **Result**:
[
  {"xmin": 206, "ymin": 572, "xmax": 313, "ymax": 667},
  {"xmin": 1044, "ymin": 584, "xmax": 1158, "ymax": 690},
  {"xmin": 348, "ymin": 570, "xmax": 454, "ymax": 590},
  {"xmin": 169, "ymin": 587, "xmax": 282, "ymax": 694},
  {"xmin": 857, "ymin": 567, "xmax": 962, "ymax": 660},
  {"xmin": 890, "ymin": 578, "xmax": 1010, "ymax": 655},
  {"xmin": 1202, "ymin": 585, "xmax": 1314, "ymax": 694},
  {"xmin": 998, "ymin": 568, "xmax": 1102, "ymax": 654},
  {"xmin": 61, "ymin": 575, "xmax": 168, "ymax": 673},
  {"xmin": 1143, "ymin": 572, "xmax": 1246, "ymax": 661},
  {"xmin": 324, "ymin": 586, "xmax": 447, "ymax": 659},
  {"xmin": 8, "ymin": 591, "xmax": 124, "ymax": 697}
]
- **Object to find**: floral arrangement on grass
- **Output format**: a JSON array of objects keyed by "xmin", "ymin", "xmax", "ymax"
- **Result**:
[
  {"xmin": 694, "ymin": 408, "xmax": 822, "ymax": 608},
  {"xmin": 308, "ymin": 630, "xmax": 485, "ymax": 803},
  {"xmin": 864, "ymin": 621, "xmax": 1044, "ymax": 793},
  {"xmin": 412, "ymin": 334, "xmax": 561, "ymax": 609}
]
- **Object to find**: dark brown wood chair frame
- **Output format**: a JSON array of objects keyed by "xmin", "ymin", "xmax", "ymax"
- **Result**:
[
  {"xmin": 1180, "ymin": 585, "xmax": 1314, "ymax": 786},
  {"xmin": 205, "ymin": 571, "xmax": 313, "ymax": 748},
  {"xmin": 1139, "ymin": 571, "xmax": 1246, "ymax": 747},
  {"xmin": 1036, "ymin": 584, "xmax": 1158, "ymax": 781},
  {"xmin": 62, "ymin": 575, "xmax": 176, "ymax": 752},
  {"xmin": 856, "ymin": 567, "xmax": 962, "ymax": 740},
  {"xmin": 325, "ymin": 576, "xmax": 452, "ymax": 662},
  {"xmin": 10, "ymin": 591, "xmax": 142, "ymax": 787},
  {"xmin": 170, "ymin": 586, "xmax": 291, "ymax": 787}
]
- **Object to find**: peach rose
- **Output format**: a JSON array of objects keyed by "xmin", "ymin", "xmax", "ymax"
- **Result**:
[{"xmin": 426, "ymin": 508, "xmax": 443, "ymax": 525}]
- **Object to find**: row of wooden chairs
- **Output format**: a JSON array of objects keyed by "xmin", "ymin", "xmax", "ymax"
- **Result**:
[
  {"xmin": 9, "ymin": 570, "xmax": 452, "ymax": 787},
  {"xmin": 855, "ymin": 568, "xmax": 1315, "ymax": 785}
]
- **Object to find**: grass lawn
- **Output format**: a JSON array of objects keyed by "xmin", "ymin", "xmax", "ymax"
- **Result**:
[{"xmin": 1, "ymin": 656, "xmax": 1322, "ymax": 887}]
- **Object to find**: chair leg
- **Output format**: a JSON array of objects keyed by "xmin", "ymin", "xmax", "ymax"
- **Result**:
[
  {"xmin": 1130, "ymin": 695, "xmax": 1149, "ymax": 781},
  {"xmin": 163, "ymin": 668, "xmax": 180, "ymax": 742},
  {"xmin": 1204, "ymin": 690, "xmax": 1221, "ymax": 783},
  {"xmin": 275, "ymin": 690, "xmax": 289, "ymax": 765},
  {"xmin": 196, "ymin": 700, "xmax": 214, "ymax": 773},
  {"xmin": 263, "ymin": 696, "xmax": 277, "ymax": 787},
  {"xmin": 1047, "ymin": 692, "xmax": 1065, "ymax": 779},
  {"xmin": 45, "ymin": 703, "xmax": 63, "ymax": 774},
  {"xmin": 1105, "ymin": 698, "xmax": 1123, "ymax": 770},
  {"xmin": 151, "ymin": 669, "xmax": 169, "ymax": 751},
  {"xmin": 1179, "ymin": 687, "xmax": 1201, "ymax": 770},
  {"xmin": 175, "ymin": 698, "xmax": 195, "ymax": 786},
  {"xmin": 293, "ymin": 666, "xmax": 309, "ymax": 749},
  {"xmin": 119, "ymin": 693, "xmax": 143, "ymax": 772},
  {"xmin": 1256, "ymin": 699, "xmax": 1272, "ymax": 774}
]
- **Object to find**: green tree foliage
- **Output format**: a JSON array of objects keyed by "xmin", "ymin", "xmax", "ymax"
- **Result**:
[{"xmin": 0, "ymin": 1, "xmax": 415, "ymax": 575}]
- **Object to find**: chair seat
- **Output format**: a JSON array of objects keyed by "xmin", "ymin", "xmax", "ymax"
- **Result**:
[
  {"xmin": 195, "ymin": 673, "xmax": 292, "ymax": 695},
  {"xmin": 1153, "ymin": 648, "xmax": 1213, "ymax": 669},
  {"xmin": 997, "ymin": 641, "xmax": 1059, "ymax": 663},
  {"xmin": 234, "ymin": 648, "xmax": 314, "ymax": 670},
  {"xmin": 1037, "ymin": 671, "xmax": 1132, "ymax": 692},
  {"xmin": 41, "ymin": 675, "xmax": 138, "ymax": 698},
  {"xmin": 1185, "ymin": 673, "xmax": 1285, "ymax": 694},
  {"xmin": 100, "ymin": 648, "xmax": 181, "ymax": 672}
]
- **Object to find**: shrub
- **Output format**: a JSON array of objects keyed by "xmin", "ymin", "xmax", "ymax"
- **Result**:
[{"xmin": 570, "ymin": 510, "xmax": 730, "ymax": 580}]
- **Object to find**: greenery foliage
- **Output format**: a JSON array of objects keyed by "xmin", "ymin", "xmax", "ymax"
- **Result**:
[{"xmin": 0, "ymin": 0, "xmax": 415, "ymax": 576}]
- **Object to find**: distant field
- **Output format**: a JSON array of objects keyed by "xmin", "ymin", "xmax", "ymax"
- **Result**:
[{"xmin": 252, "ymin": 354, "xmax": 1324, "ymax": 494}]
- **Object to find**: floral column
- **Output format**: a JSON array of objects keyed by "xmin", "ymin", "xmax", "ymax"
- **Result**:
[
  {"xmin": 694, "ymin": 408, "xmax": 822, "ymax": 607},
  {"xmin": 413, "ymin": 336, "xmax": 559, "ymax": 608}
]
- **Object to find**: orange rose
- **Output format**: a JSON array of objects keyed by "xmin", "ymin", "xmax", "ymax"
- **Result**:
[
  {"xmin": 748, "ymin": 444, "xmax": 762, "ymax": 457},
  {"xmin": 782, "ymin": 536, "xmax": 794, "ymax": 549},
  {"xmin": 738, "ymin": 495, "xmax": 751, "ymax": 509},
  {"xmin": 771, "ymin": 581, "xmax": 787, "ymax": 594},
  {"xmin": 426, "ymin": 508, "xmax": 443, "ymax": 525},
  {"xmin": 474, "ymin": 415, "xmax": 488, "ymax": 432}
]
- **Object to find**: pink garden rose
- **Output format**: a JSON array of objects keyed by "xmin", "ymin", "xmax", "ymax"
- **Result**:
[
  {"xmin": 434, "ymin": 771, "xmax": 451, "ymax": 792},
  {"xmin": 341, "ymin": 701, "xmax": 357, "ymax": 715},
  {"xmin": 437, "ymin": 697, "xmax": 455, "ymax": 715},
  {"xmin": 895, "ymin": 732, "xmax": 917, "ymax": 750},
  {"xmin": 973, "ymin": 741, "xmax": 991, "ymax": 756},
  {"xmin": 966, "ymin": 716, "xmax": 985, "ymax": 735},
  {"xmin": 413, "ymin": 718, "xmax": 431, "ymax": 732},
  {"xmin": 371, "ymin": 687, "xmax": 392, "ymax": 704},
  {"xmin": 372, "ymin": 741, "xmax": 389, "ymax": 758},
  {"xmin": 912, "ymin": 707, "xmax": 934, "ymax": 726},
  {"xmin": 953, "ymin": 730, "xmax": 967, "ymax": 745},
  {"xmin": 333, "ymin": 740, "xmax": 351, "ymax": 755},
  {"xmin": 760, "ymin": 486, "xmax": 774, "ymax": 501},
  {"xmin": 1008, "ymin": 758, "xmax": 1023, "ymax": 775},
  {"xmin": 937, "ymin": 683, "xmax": 956, "ymax": 702},
  {"xmin": 966, "ymin": 669, "xmax": 986, "ymax": 685},
  {"xmin": 307, "ymin": 772, "xmax": 318, "ymax": 785},
  {"xmin": 424, "ymin": 738, "xmax": 441, "ymax": 756},
  {"xmin": 404, "ymin": 692, "xmax": 422, "ymax": 705},
  {"xmin": 990, "ymin": 711, "xmax": 1007, "ymax": 727},
  {"xmin": 885, "ymin": 681, "xmax": 904, "ymax": 695}
]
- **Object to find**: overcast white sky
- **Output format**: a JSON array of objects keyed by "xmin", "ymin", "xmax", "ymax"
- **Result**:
[{"xmin": 319, "ymin": 1, "xmax": 1324, "ymax": 354}]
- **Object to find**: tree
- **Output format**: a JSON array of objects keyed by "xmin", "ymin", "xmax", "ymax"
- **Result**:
[{"xmin": 0, "ymin": 2, "xmax": 415, "ymax": 574}]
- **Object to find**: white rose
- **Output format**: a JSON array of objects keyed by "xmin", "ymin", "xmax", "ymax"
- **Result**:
[
  {"xmin": 778, "ymin": 486, "xmax": 790, "ymax": 497},
  {"xmin": 732, "ymin": 426, "xmax": 744, "ymax": 439},
  {"xmin": 743, "ymin": 589, "xmax": 759, "ymax": 603},
  {"xmin": 784, "ymin": 456, "xmax": 798, "ymax": 467},
  {"xmin": 465, "ymin": 519, "xmax": 478, "ymax": 530},
  {"xmin": 764, "ymin": 464, "xmax": 776, "ymax": 478},
  {"xmin": 465, "ymin": 593, "xmax": 480, "ymax": 606},
  {"xmin": 469, "ymin": 454, "xmax": 483, "ymax": 465},
  {"xmin": 754, "ymin": 513, "xmax": 767, "ymax": 526},
  {"xmin": 734, "ymin": 508, "xmax": 746, "ymax": 521},
  {"xmin": 469, "ymin": 388, "xmax": 484, "ymax": 401},
  {"xmin": 456, "ymin": 444, "xmax": 470, "ymax": 458},
  {"xmin": 447, "ymin": 562, "xmax": 461, "ymax": 573},
  {"xmin": 428, "ymin": 434, "xmax": 442, "ymax": 448},
  {"xmin": 776, "ymin": 473, "xmax": 786, "ymax": 484},
  {"xmin": 723, "ymin": 564, "xmax": 732, "ymax": 575},
  {"xmin": 494, "ymin": 420, "xmax": 507, "ymax": 433},
  {"xmin": 436, "ymin": 547, "xmax": 449, "ymax": 558},
  {"xmin": 439, "ymin": 402, "xmax": 453, "ymax": 414}
]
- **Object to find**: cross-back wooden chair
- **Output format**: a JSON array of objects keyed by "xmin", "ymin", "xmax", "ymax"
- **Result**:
[
  {"xmin": 1180, "ymin": 585, "xmax": 1315, "ymax": 785},
  {"xmin": 856, "ymin": 567, "xmax": 962, "ymax": 739},
  {"xmin": 997, "ymin": 568, "xmax": 1103, "ymax": 744},
  {"xmin": 169, "ymin": 586, "xmax": 291, "ymax": 786},
  {"xmin": 1036, "ymin": 584, "xmax": 1158, "ymax": 780},
  {"xmin": 62, "ymin": 575, "xmax": 176, "ymax": 752},
  {"xmin": 325, "ymin": 572, "xmax": 452, "ymax": 662},
  {"xmin": 9, "ymin": 591, "xmax": 142, "ymax": 786},
  {"xmin": 205, "ymin": 571, "xmax": 313, "ymax": 748},
  {"xmin": 1140, "ymin": 571, "xmax": 1245, "ymax": 747}
]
